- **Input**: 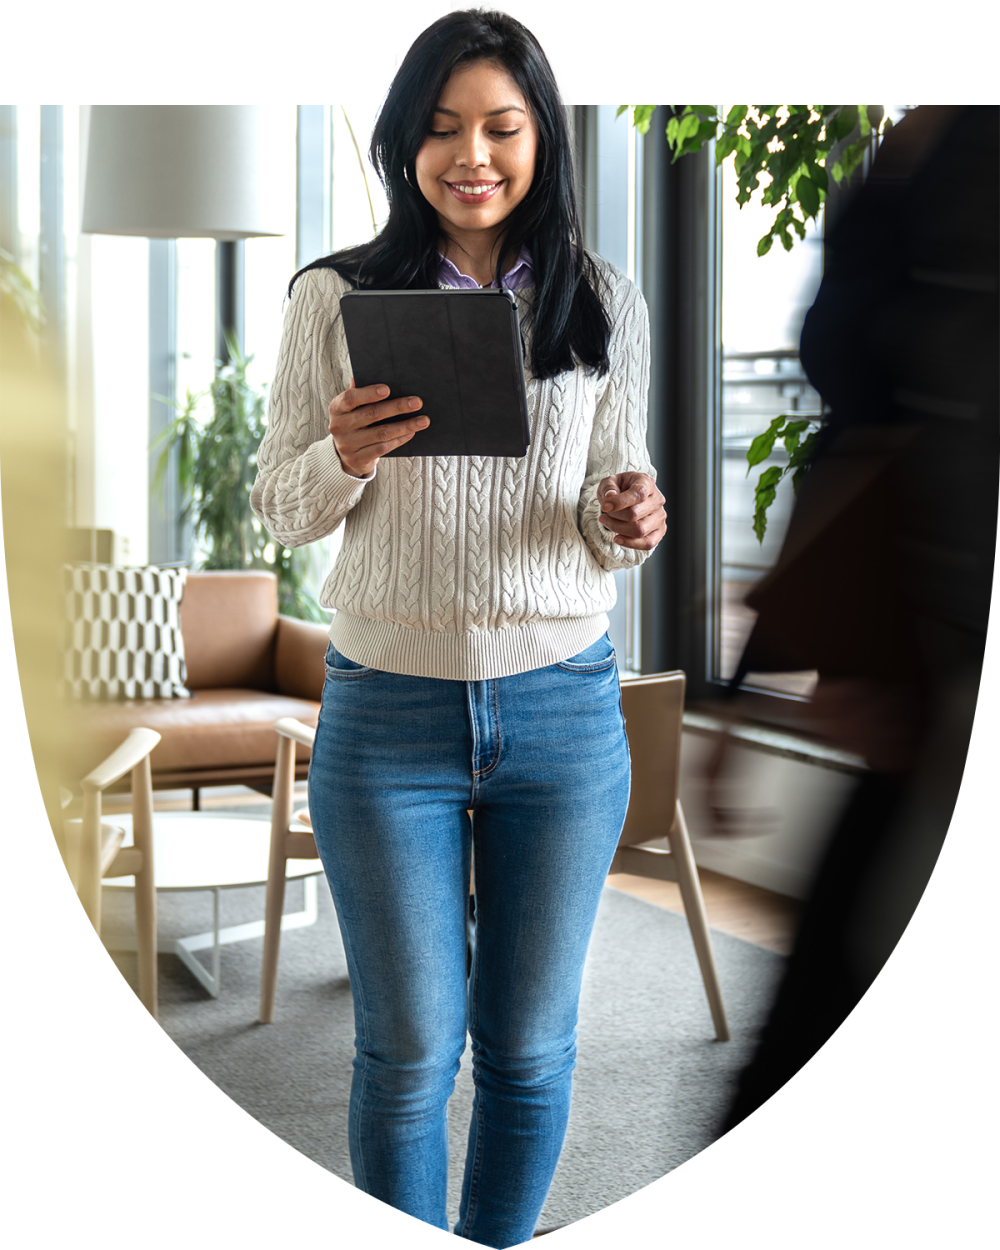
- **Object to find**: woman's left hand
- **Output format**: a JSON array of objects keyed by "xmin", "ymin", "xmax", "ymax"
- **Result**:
[{"xmin": 597, "ymin": 473, "xmax": 667, "ymax": 550}]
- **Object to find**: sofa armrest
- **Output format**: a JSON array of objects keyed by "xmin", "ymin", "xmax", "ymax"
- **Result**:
[{"xmin": 274, "ymin": 615, "xmax": 330, "ymax": 702}]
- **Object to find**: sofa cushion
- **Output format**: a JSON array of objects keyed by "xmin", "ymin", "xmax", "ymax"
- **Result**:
[
  {"xmin": 274, "ymin": 615, "xmax": 330, "ymax": 701},
  {"xmin": 63, "ymin": 564, "xmax": 190, "ymax": 700},
  {"xmin": 61, "ymin": 688, "xmax": 319, "ymax": 780},
  {"xmin": 180, "ymin": 571, "xmax": 278, "ymax": 691}
]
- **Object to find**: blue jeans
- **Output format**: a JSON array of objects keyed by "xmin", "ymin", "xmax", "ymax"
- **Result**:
[{"xmin": 307, "ymin": 634, "xmax": 630, "ymax": 1249}]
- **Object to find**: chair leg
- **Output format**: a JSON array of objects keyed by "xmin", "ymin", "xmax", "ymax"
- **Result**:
[
  {"xmin": 260, "ymin": 734, "xmax": 295, "ymax": 1023},
  {"xmin": 131, "ymin": 755, "xmax": 158, "ymax": 1019},
  {"xmin": 78, "ymin": 791, "xmax": 103, "ymax": 933},
  {"xmin": 669, "ymin": 800, "xmax": 730, "ymax": 1041}
]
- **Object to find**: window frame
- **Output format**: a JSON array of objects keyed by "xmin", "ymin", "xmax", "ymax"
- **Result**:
[{"xmin": 636, "ymin": 108, "xmax": 821, "ymax": 726}]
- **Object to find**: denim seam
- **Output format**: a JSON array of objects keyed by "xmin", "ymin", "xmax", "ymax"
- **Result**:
[
  {"xmin": 475, "ymin": 679, "xmax": 502, "ymax": 779},
  {"xmin": 342, "ymin": 915, "xmax": 372, "ymax": 1194},
  {"xmin": 325, "ymin": 665, "xmax": 377, "ymax": 681},
  {"xmin": 554, "ymin": 657, "xmax": 617, "ymax": 673},
  {"xmin": 460, "ymin": 881, "xmax": 486, "ymax": 1238},
  {"xmin": 469, "ymin": 680, "xmax": 502, "ymax": 799},
  {"xmin": 312, "ymin": 689, "xmax": 373, "ymax": 1196}
]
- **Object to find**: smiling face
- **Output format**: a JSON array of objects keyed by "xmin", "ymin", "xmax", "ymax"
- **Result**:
[{"xmin": 414, "ymin": 59, "xmax": 538, "ymax": 269}]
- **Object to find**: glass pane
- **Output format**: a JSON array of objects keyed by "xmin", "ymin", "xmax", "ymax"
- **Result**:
[
  {"xmin": 245, "ymin": 233, "xmax": 295, "ymax": 394},
  {"xmin": 590, "ymin": 106, "xmax": 642, "ymax": 674},
  {"xmin": 15, "ymin": 105, "xmax": 40, "ymax": 289},
  {"xmin": 717, "ymin": 143, "xmax": 823, "ymax": 698},
  {"xmin": 332, "ymin": 101, "xmax": 389, "ymax": 252}
]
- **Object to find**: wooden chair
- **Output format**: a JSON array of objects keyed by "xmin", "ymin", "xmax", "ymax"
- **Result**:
[
  {"xmin": 259, "ymin": 718, "xmax": 321, "ymax": 1023},
  {"xmin": 613, "ymin": 672, "xmax": 729, "ymax": 1041},
  {"xmin": 60, "ymin": 727, "xmax": 161, "ymax": 1018}
]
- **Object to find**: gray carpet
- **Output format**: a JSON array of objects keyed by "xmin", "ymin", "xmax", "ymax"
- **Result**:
[{"xmin": 103, "ymin": 821, "xmax": 784, "ymax": 1232}]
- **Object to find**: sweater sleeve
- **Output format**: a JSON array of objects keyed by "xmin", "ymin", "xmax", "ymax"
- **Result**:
[
  {"xmin": 250, "ymin": 268, "xmax": 373, "ymax": 548},
  {"xmin": 577, "ymin": 268, "xmax": 657, "ymax": 572}
]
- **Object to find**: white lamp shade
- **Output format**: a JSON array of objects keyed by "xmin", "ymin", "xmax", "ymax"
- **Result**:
[{"xmin": 82, "ymin": 105, "xmax": 287, "ymax": 239}]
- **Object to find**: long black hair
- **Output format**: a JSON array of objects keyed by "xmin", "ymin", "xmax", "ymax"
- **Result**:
[{"xmin": 290, "ymin": 9, "xmax": 611, "ymax": 379}]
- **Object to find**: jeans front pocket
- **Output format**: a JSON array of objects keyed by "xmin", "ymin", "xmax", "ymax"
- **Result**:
[
  {"xmin": 555, "ymin": 632, "xmax": 617, "ymax": 673},
  {"xmin": 324, "ymin": 643, "xmax": 378, "ymax": 680}
]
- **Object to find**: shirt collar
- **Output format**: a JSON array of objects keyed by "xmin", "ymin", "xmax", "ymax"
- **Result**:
[{"xmin": 437, "ymin": 245, "xmax": 534, "ymax": 291}]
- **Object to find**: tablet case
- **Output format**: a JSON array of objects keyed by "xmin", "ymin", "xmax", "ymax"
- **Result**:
[{"xmin": 339, "ymin": 288, "xmax": 530, "ymax": 458}]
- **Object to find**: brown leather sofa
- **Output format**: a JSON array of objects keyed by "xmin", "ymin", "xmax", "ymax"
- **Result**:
[{"xmin": 61, "ymin": 571, "xmax": 330, "ymax": 802}]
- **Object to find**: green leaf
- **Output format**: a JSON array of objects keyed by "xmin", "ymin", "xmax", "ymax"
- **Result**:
[
  {"xmin": 675, "ymin": 110, "xmax": 702, "ymax": 145},
  {"xmin": 746, "ymin": 415, "xmax": 788, "ymax": 470},
  {"xmin": 752, "ymin": 465, "xmax": 783, "ymax": 543},
  {"xmin": 616, "ymin": 105, "xmax": 628, "ymax": 119},
  {"xmin": 633, "ymin": 105, "xmax": 657, "ymax": 135},
  {"xmin": 834, "ymin": 105, "xmax": 859, "ymax": 140},
  {"xmin": 696, "ymin": 118, "xmax": 718, "ymax": 145},
  {"xmin": 839, "ymin": 135, "xmax": 870, "ymax": 181},
  {"xmin": 796, "ymin": 170, "xmax": 820, "ymax": 217},
  {"xmin": 725, "ymin": 105, "xmax": 748, "ymax": 127},
  {"xmin": 715, "ymin": 132, "xmax": 740, "ymax": 163},
  {"xmin": 830, "ymin": 160, "xmax": 844, "ymax": 184},
  {"xmin": 858, "ymin": 105, "xmax": 871, "ymax": 137},
  {"xmin": 811, "ymin": 163, "xmax": 829, "ymax": 193},
  {"xmin": 779, "ymin": 418, "xmax": 811, "ymax": 457},
  {"xmin": 788, "ymin": 428, "xmax": 821, "ymax": 479},
  {"xmin": 757, "ymin": 232, "xmax": 774, "ymax": 257}
]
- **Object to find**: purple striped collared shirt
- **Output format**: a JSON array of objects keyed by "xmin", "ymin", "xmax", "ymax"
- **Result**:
[{"xmin": 437, "ymin": 246, "xmax": 535, "ymax": 291}]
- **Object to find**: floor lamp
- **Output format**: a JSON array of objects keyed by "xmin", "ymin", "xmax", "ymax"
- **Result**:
[
  {"xmin": 81, "ymin": 105, "xmax": 289, "ymax": 558},
  {"xmin": 82, "ymin": 104, "xmax": 287, "ymax": 360}
]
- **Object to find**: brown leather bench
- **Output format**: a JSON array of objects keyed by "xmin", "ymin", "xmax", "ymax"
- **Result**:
[{"xmin": 60, "ymin": 571, "xmax": 330, "ymax": 803}]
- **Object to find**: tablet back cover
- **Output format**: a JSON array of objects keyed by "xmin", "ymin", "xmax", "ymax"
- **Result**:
[{"xmin": 339, "ymin": 289, "xmax": 530, "ymax": 458}]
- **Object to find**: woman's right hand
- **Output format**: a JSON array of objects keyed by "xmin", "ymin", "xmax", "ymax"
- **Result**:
[{"xmin": 328, "ymin": 381, "xmax": 430, "ymax": 478}]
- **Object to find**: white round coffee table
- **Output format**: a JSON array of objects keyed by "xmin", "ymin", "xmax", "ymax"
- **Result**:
[{"xmin": 102, "ymin": 811, "xmax": 323, "ymax": 998}]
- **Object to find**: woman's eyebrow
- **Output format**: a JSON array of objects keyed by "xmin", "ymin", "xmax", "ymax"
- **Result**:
[{"xmin": 433, "ymin": 105, "xmax": 526, "ymax": 118}]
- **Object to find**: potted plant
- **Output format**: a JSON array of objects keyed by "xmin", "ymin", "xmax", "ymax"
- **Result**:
[{"xmin": 153, "ymin": 335, "xmax": 327, "ymax": 622}]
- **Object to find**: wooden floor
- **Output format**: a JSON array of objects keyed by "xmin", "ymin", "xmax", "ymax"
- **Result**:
[
  {"xmin": 111, "ymin": 785, "xmax": 802, "ymax": 956},
  {"xmin": 607, "ymin": 868, "xmax": 800, "ymax": 955}
]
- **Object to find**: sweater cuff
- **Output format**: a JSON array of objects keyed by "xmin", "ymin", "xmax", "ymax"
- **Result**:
[{"xmin": 315, "ymin": 435, "xmax": 376, "ymax": 501}]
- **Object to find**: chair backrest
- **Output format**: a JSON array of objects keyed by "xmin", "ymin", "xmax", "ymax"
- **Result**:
[
  {"xmin": 618, "ymin": 671, "xmax": 686, "ymax": 847},
  {"xmin": 180, "ymin": 571, "xmax": 279, "ymax": 691}
]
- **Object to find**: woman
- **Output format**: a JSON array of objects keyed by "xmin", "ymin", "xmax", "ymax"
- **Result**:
[{"xmin": 251, "ymin": 10, "xmax": 666, "ymax": 1246}]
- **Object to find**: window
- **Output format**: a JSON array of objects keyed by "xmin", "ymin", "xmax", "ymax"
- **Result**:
[
  {"xmin": 631, "ymin": 106, "xmax": 911, "ymax": 725},
  {"xmin": 717, "ymin": 145, "xmax": 824, "ymax": 699},
  {"xmin": 574, "ymin": 105, "xmax": 644, "ymax": 674}
]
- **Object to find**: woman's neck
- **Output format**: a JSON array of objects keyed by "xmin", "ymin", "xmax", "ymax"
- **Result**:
[{"xmin": 439, "ymin": 229, "xmax": 505, "ymax": 286}]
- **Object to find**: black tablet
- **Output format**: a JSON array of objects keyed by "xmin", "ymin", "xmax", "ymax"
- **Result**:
[{"xmin": 339, "ymin": 288, "xmax": 530, "ymax": 458}]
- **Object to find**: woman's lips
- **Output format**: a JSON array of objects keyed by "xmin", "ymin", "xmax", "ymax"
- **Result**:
[{"xmin": 445, "ymin": 180, "xmax": 503, "ymax": 205}]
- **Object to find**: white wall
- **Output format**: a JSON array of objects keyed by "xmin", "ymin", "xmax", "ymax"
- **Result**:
[{"xmin": 81, "ymin": 233, "xmax": 150, "ymax": 565}]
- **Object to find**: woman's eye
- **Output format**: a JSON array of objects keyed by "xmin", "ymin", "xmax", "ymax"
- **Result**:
[{"xmin": 426, "ymin": 127, "xmax": 521, "ymax": 139}]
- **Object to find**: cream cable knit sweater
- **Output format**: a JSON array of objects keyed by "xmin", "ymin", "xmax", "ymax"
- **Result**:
[{"xmin": 250, "ymin": 253, "xmax": 655, "ymax": 680}]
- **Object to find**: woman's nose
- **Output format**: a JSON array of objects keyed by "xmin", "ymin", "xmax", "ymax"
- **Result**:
[{"xmin": 455, "ymin": 128, "xmax": 489, "ymax": 169}]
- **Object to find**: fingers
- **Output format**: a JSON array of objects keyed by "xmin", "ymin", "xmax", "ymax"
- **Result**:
[
  {"xmin": 598, "ymin": 473, "xmax": 666, "ymax": 548},
  {"xmin": 606, "ymin": 515, "xmax": 667, "ymax": 550},
  {"xmin": 330, "ymin": 384, "xmax": 423, "ymax": 428},
  {"xmin": 600, "ymin": 472, "xmax": 661, "ymax": 513},
  {"xmin": 329, "ymin": 383, "xmax": 429, "ymax": 477}
]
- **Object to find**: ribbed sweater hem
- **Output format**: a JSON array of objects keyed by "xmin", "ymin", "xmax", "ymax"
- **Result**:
[{"xmin": 328, "ymin": 612, "xmax": 612, "ymax": 681}]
